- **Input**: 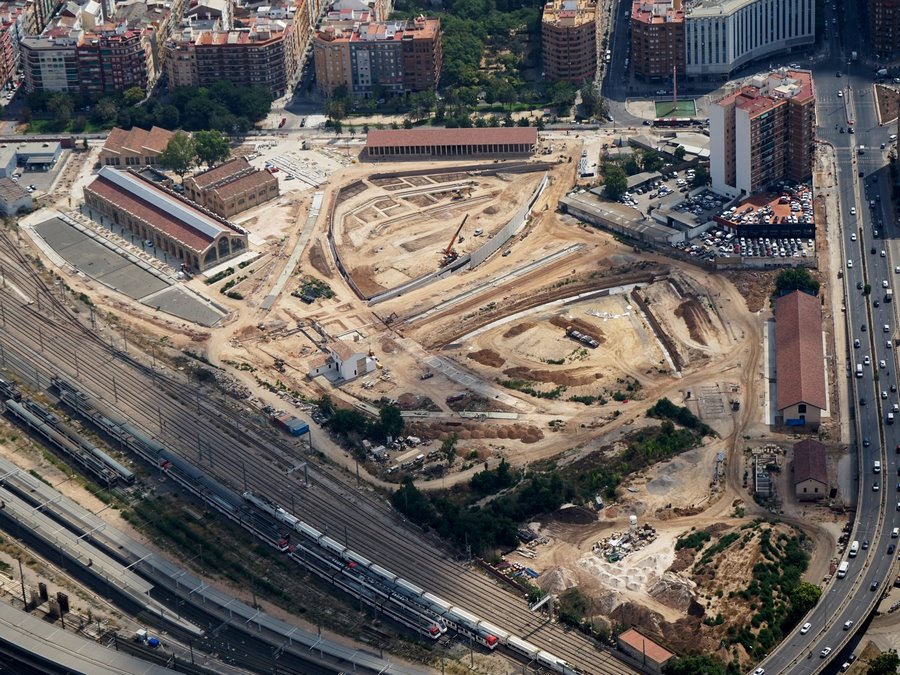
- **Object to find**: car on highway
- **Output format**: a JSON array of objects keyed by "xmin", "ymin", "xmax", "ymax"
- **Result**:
[
  {"xmin": 848, "ymin": 260, "xmax": 854, "ymax": 268},
  {"xmin": 862, "ymin": 323, "xmax": 867, "ymax": 331},
  {"xmin": 884, "ymin": 280, "xmax": 890, "ymax": 288},
  {"xmin": 861, "ymin": 397, "xmax": 867, "ymax": 405},
  {"xmin": 875, "ymin": 300, "xmax": 881, "ymax": 307},
  {"xmin": 872, "ymin": 246, "xmax": 878, "ymax": 254},
  {"xmin": 892, "ymin": 384, "xmax": 897, "ymax": 392},
  {"xmin": 888, "ymin": 341, "xmax": 893, "ymax": 349},
  {"xmin": 864, "ymin": 437, "xmax": 871, "ymax": 447},
  {"xmin": 855, "ymin": 339, "xmax": 861, "ymax": 347},
  {"xmin": 850, "ymin": 127, "xmax": 856, "ymax": 133},
  {"xmin": 838, "ymin": 91, "xmax": 844, "ymax": 97},
  {"xmin": 843, "ymin": 620, "xmax": 853, "ymax": 630},
  {"xmin": 883, "ymin": 391, "xmax": 888, "ymax": 399},
  {"xmin": 822, "ymin": 647, "xmax": 833, "ymax": 657},
  {"xmin": 851, "ymin": 207, "xmax": 857, "ymax": 215},
  {"xmin": 863, "ymin": 539, "xmax": 869, "ymax": 549},
  {"xmin": 880, "ymin": 360, "xmax": 887, "ymax": 369},
  {"xmin": 800, "ymin": 622, "xmax": 812, "ymax": 634},
  {"xmin": 873, "ymin": 483, "xmax": 879, "ymax": 491},
  {"xmin": 864, "ymin": 355, "xmax": 871, "ymax": 365},
  {"xmin": 889, "ymin": 544, "xmax": 896, "ymax": 554},
  {"xmin": 852, "ymin": 233, "xmax": 857, "ymax": 241},
  {"xmin": 753, "ymin": 669, "xmax": 765, "ymax": 675},
  {"xmin": 871, "ymin": 580, "xmax": 880, "ymax": 591}
]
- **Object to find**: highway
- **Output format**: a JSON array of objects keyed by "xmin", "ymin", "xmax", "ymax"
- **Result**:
[
  {"xmin": 0, "ymin": 243, "xmax": 633, "ymax": 672},
  {"xmin": 759, "ymin": 2, "xmax": 900, "ymax": 672}
]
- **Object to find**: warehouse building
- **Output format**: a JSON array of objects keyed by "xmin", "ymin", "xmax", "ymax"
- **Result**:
[
  {"xmin": 365, "ymin": 127, "xmax": 537, "ymax": 159},
  {"xmin": 83, "ymin": 166, "xmax": 249, "ymax": 272},
  {"xmin": 616, "ymin": 628, "xmax": 674, "ymax": 674},
  {"xmin": 183, "ymin": 157, "xmax": 279, "ymax": 218},
  {"xmin": 774, "ymin": 290, "xmax": 825, "ymax": 428},
  {"xmin": 792, "ymin": 438, "xmax": 827, "ymax": 501},
  {"xmin": 0, "ymin": 177, "xmax": 32, "ymax": 215}
]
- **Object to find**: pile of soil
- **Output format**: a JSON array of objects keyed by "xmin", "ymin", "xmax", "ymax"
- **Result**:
[
  {"xmin": 502, "ymin": 366, "xmax": 600, "ymax": 387},
  {"xmin": 502, "ymin": 322, "xmax": 535, "ymax": 339},
  {"xmin": 308, "ymin": 241, "xmax": 331, "ymax": 277},
  {"xmin": 666, "ymin": 548, "xmax": 696, "ymax": 574},
  {"xmin": 547, "ymin": 505, "xmax": 596, "ymax": 525},
  {"xmin": 721, "ymin": 271, "xmax": 775, "ymax": 313},
  {"xmin": 404, "ymin": 420, "xmax": 544, "ymax": 444},
  {"xmin": 467, "ymin": 349, "xmax": 505, "ymax": 367},
  {"xmin": 674, "ymin": 297, "xmax": 713, "ymax": 346},
  {"xmin": 548, "ymin": 315, "xmax": 607, "ymax": 344},
  {"xmin": 380, "ymin": 337, "xmax": 398, "ymax": 353},
  {"xmin": 396, "ymin": 393, "xmax": 439, "ymax": 411}
]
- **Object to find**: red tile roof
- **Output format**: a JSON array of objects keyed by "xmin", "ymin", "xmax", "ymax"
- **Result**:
[
  {"xmin": 792, "ymin": 439, "xmax": 828, "ymax": 486},
  {"xmin": 774, "ymin": 291, "xmax": 826, "ymax": 411},
  {"xmin": 190, "ymin": 157, "xmax": 251, "ymax": 190},
  {"xmin": 366, "ymin": 127, "xmax": 537, "ymax": 149},
  {"xmin": 103, "ymin": 126, "xmax": 174, "ymax": 156},
  {"xmin": 617, "ymin": 628, "xmax": 674, "ymax": 665},
  {"xmin": 85, "ymin": 174, "xmax": 215, "ymax": 254}
]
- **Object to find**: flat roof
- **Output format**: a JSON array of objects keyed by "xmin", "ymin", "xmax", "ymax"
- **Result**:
[
  {"xmin": 366, "ymin": 127, "xmax": 537, "ymax": 149},
  {"xmin": 85, "ymin": 167, "xmax": 234, "ymax": 253},
  {"xmin": 0, "ymin": 176, "xmax": 28, "ymax": 202}
]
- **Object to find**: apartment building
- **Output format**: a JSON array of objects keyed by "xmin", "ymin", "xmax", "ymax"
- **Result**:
[
  {"xmin": 313, "ymin": 15, "xmax": 441, "ymax": 97},
  {"xmin": 114, "ymin": 0, "xmax": 186, "ymax": 72},
  {"xmin": 868, "ymin": 0, "xmax": 900, "ymax": 56},
  {"xmin": 630, "ymin": 0, "xmax": 684, "ymax": 80},
  {"xmin": 0, "ymin": 4, "xmax": 26, "ymax": 91},
  {"xmin": 165, "ymin": 10, "xmax": 300, "ymax": 97},
  {"xmin": 541, "ymin": 0, "xmax": 596, "ymax": 83},
  {"xmin": 76, "ymin": 27, "xmax": 155, "ymax": 96},
  {"xmin": 683, "ymin": 0, "xmax": 814, "ymax": 78},
  {"xmin": 710, "ymin": 68, "xmax": 815, "ymax": 197}
]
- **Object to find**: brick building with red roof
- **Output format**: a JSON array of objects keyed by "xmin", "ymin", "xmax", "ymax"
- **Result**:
[
  {"xmin": 792, "ymin": 438, "xmax": 828, "ymax": 501},
  {"xmin": 774, "ymin": 290, "xmax": 826, "ymax": 428},
  {"xmin": 183, "ymin": 157, "xmax": 279, "ymax": 218},
  {"xmin": 84, "ymin": 166, "xmax": 249, "ymax": 272},
  {"xmin": 365, "ymin": 127, "xmax": 537, "ymax": 160}
]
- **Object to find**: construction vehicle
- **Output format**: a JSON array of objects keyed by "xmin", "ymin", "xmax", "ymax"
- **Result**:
[{"xmin": 440, "ymin": 214, "xmax": 468, "ymax": 267}]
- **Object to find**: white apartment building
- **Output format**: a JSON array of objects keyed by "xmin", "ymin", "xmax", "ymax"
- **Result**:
[{"xmin": 684, "ymin": 0, "xmax": 815, "ymax": 77}]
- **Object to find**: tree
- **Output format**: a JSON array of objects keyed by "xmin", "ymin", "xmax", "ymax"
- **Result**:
[
  {"xmin": 441, "ymin": 434, "xmax": 458, "ymax": 467},
  {"xmin": 663, "ymin": 654, "xmax": 726, "ymax": 675},
  {"xmin": 673, "ymin": 145, "xmax": 687, "ymax": 161},
  {"xmin": 327, "ymin": 408, "xmax": 369, "ymax": 437},
  {"xmin": 773, "ymin": 268, "xmax": 820, "ymax": 298},
  {"xmin": 603, "ymin": 164, "xmax": 628, "ymax": 200},
  {"xmin": 789, "ymin": 581, "xmax": 822, "ymax": 615},
  {"xmin": 193, "ymin": 130, "xmax": 230, "ymax": 167},
  {"xmin": 691, "ymin": 165, "xmax": 710, "ymax": 187},
  {"xmin": 867, "ymin": 650, "xmax": 900, "ymax": 675},
  {"xmin": 378, "ymin": 404, "xmax": 404, "ymax": 441},
  {"xmin": 122, "ymin": 87, "xmax": 145, "ymax": 107},
  {"xmin": 48, "ymin": 94, "xmax": 73, "ymax": 129},
  {"xmin": 156, "ymin": 104, "xmax": 181, "ymax": 130},
  {"xmin": 642, "ymin": 149, "xmax": 664, "ymax": 172},
  {"xmin": 159, "ymin": 131, "xmax": 195, "ymax": 178},
  {"xmin": 91, "ymin": 97, "xmax": 118, "ymax": 124}
]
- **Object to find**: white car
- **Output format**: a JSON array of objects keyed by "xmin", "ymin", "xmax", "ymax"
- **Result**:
[
  {"xmin": 851, "ymin": 233, "xmax": 857, "ymax": 241},
  {"xmin": 838, "ymin": 91, "xmax": 844, "ymax": 97},
  {"xmin": 848, "ymin": 260, "xmax": 853, "ymax": 268},
  {"xmin": 851, "ymin": 207, "xmax": 857, "ymax": 215},
  {"xmin": 865, "ymin": 356, "xmax": 871, "ymax": 365},
  {"xmin": 821, "ymin": 647, "xmax": 833, "ymax": 658},
  {"xmin": 800, "ymin": 622, "xmax": 812, "ymax": 634},
  {"xmin": 884, "ymin": 280, "xmax": 890, "ymax": 288},
  {"xmin": 881, "ymin": 360, "xmax": 887, "ymax": 369}
]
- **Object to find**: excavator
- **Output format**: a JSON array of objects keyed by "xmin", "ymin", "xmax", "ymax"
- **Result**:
[{"xmin": 439, "ymin": 214, "xmax": 468, "ymax": 267}]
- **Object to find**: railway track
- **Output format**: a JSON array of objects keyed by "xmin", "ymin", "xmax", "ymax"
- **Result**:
[{"xmin": 0, "ymin": 231, "xmax": 633, "ymax": 675}]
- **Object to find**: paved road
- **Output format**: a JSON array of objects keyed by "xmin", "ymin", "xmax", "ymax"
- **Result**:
[{"xmin": 759, "ymin": 3, "xmax": 900, "ymax": 673}]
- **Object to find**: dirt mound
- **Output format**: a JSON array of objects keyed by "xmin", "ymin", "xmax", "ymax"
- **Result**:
[
  {"xmin": 547, "ymin": 505, "xmax": 596, "ymax": 525},
  {"xmin": 721, "ymin": 270, "xmax": 775, "ymax": 313},
  {"xmin": 308, "ymin": 241, "xmax": 331, "ymax": 277},
  {"xmin": 647, "ymin": 573, "xmax": 697, "ymax": 612},
  {"xmin": 537, "ymin": 567, "xmax": 577, "ymax": 594},
  {"xmin": 380, "ymin": 337, "xmax": 398, "ymax": 353},
  {"xmin": 502, "ymin": 322, "xmax": 536, "ymax": 339},
  {"xmin": 482, "ymin": 205, "xmax": 500, "ymax": 215},
  {"xmin": 467, "ymin": 349, "xmax": 505, "ymax": 367},
  {"xmin": 666, "ymin": 548, "xmax": 696, "ymax": 574},
  {"xmin": 548, "ymin": 315, "xmax": 607, "ymax": 344},
  {"xmin": 396, "ymin": 393, "xmax": 439, "ymax": 411},
  {"xmin": 404, "ymin": 420, "xmax": 543, "ymax": 444},
  {"xmin": 674, "ymin": 297, "xmax": 714, "ymax": 346},
  {"xmin": 502, "ymin": 366, "xmax": 600, "ymax": 387}
]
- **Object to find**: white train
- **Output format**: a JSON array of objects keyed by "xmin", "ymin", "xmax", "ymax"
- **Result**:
[{"xmin": 241, "ymin": 492, "xmax": 581, "ymax": 673}]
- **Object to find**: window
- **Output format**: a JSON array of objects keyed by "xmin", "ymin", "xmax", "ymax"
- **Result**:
[{"xmin": 798, "ymin": 404, "xmax": 807, "ymax": 413}]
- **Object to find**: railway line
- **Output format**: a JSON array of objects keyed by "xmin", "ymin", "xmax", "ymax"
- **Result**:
[{"xmin": 0, "ymin": 231, "xmax": 633, "ymax": 675}]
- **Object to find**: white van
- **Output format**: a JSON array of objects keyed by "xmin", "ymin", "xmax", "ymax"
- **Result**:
[
  {"xmin": 837, "ymin": 561, "xmax": 850, "ymax": 578},
  {"xmin": 892, "ymin": 527, "xmax": 899, "ymax": 538},
  {"xmin": 849, "ymin": 540, "xmax": 859, "ymax": 557}
]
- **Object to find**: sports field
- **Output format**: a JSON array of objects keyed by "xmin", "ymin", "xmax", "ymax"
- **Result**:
[{"xmin": 654, "ymin": 100, "xmax": 697, "ymax": 118}]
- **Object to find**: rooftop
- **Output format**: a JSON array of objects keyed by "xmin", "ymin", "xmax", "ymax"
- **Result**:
[
  {"xmin": 85, "ymin": 167, "xmax": 236, "ymax": 254},
  {"xmin": 542, "ymin": 0, "xmax": 596, "ymax": 26},
  {"xmin": 210, "ymin": 169, "xmax": 276, "ymax": 200},
  {"xmin": 717, "ymin": 69, "xmax": 815, "ymax": 117},
  {"xmin": 366, "ymin": 127, "xmax": 537, "ymax": 149},
  {"xmin": 103, "ymin": 126, "xmax": 174, "ymax": 157},
  {"xmin": 617, "ymin": 628, "xmax": 674, "ymax": 665},
  {"xmin": 0, "ymin": 177, "xmax": 29, "ymax": 202},
  {"xmin": 631, "ymin": 0, "xmax": 684, "ymax": 24},
  {"xmin": 189, "ymin": 157, "xmax": 252, "ymax": 189},
  {"xmin": 792, "ymin": 439, "xmax": 828, "ymax": 486},
  {"xmin": 774, "ymin": 290, "xmax": 827, "ymax": 411},
  {"xmin": 317, "ymin": 16, "xmax": 439, "ymax": 43}
]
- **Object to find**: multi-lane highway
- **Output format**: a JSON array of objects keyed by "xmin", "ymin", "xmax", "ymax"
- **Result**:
[{"xmin": 760, "ymin": 4, "xmax": 900, "ymax": 673}]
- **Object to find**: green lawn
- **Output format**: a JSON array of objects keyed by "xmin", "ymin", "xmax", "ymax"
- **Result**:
[
  {"xmin": 26, "ymin": 118, "xmax": 110, "ymax": 134},
  {"xmin": 654, "ymin": 99, "xmax": 697, "ymax": 118}
]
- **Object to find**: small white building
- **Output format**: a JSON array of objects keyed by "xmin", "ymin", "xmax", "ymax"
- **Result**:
[
  {"xmin": 0, "ymin": 177, "xmax": 32, "ymax": 216},
  {"xmin": 307, "ymin": 339, "xmax": 376, "ymax": 382}
]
